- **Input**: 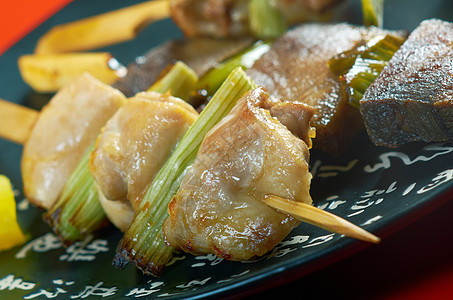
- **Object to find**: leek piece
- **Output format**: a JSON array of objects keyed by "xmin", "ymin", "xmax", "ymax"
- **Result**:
[
  {"xmin": 361, "ymin": 0, "xmax": 385, "ymax": 27},
  {"xmin": 249, "ymin": 0, "xmax": 287, "ymax": 39},
  {"xmin": 45, "ymin": 143, "xmax": 104, "ymax": 245},
  {"xmin": 114, "ymin": 67, "xmax": 256, "ymax": 276},
  {"xmin": 328, "ymin": 34, "xmax": 405, "ymax": 108},
  {"xmin": 197, "ymin": 41, "xmax": 271, "ymax": 97},
  {"xmin": 147, "ymin": 61, "xmax": 198, "ymax": 99}
]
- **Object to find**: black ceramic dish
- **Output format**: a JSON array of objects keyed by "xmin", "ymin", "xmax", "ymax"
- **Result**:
[{"xmin": 1, "ymin": 0, "xmax": 453, "ymax": 299}]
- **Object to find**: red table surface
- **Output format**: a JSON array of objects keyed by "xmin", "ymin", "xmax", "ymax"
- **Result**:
[
  {"xmin": 0, "ymin": 1, "xmax": 73, "ymax": 55},
  {"xmin": 1, "ymin": 1, "xmax": 453, "ymax": 299}
]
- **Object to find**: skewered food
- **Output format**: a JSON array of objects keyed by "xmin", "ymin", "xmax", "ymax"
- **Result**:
[
  {"xmin": 163, "ymin": 87, "xmax": 315, "ymax": 260},
  {"xmin": 360, "ymin": 18, "xmax": 453, "ymax": 147},
  {"xmin": 90, "ymin": 91, "xmax": 198, "ymax": 231},
  {"xmin": 40, "ymin": 62, "xmax": 198, "ymax": 244},
  {"xmin": 9, "ymin": 0, "xmax": 396, "ymax": 277},
  {"xmin": 246, "ymin": 22, "xmax": 406, "ymax": 155},
  {"xmin": 170, "ymin": 0, "xmax": 343, "ymax": 38},
  {"xmin": 114, "ymin": 68, "xmax": 258, "ymax": 275},
  {"xmin": 17, "ymin": 19, "xmax": 391, "ymax": 275},
  {"xmin": 21, "ymin": 73, "xmax": 126, "ymax": 209}
]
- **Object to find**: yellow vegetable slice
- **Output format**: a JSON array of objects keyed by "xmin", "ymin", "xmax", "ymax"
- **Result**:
[
  {"xmin": 0, "ymin": 175, "xmax": 27, "ymax": 251},
  {"xmin": 18, "ymin": 52, "xmax": 125, "ymax": 93}
]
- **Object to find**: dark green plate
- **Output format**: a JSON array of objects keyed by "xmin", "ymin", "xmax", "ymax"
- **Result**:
[{"xmin": 1, "ymin": 0, "xmax": 453, "ymax": 299}]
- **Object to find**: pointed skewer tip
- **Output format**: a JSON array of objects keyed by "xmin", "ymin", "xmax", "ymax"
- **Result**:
[{"xmin": 262, "ymin": 195, "xmax": 381, "ymax": 244}]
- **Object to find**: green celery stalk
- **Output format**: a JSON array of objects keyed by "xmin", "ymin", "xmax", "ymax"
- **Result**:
[
  {"xmin": 249, "ymin": 0, "xmax": 287, "ymax": 39},
  {"xmin": 114, "ymin": 67, "xmax": 256, "ymax": 276},
  {"xmin": 197, "ymin": 41, "xmax": 271, "ymax": 97},
  {"xmin": 44, "ymin": 143, "xmax": 104, "ymax": 245},
  {"xmin": 148, "ymin": 61, "xmax": 198, "ymax": 99}
]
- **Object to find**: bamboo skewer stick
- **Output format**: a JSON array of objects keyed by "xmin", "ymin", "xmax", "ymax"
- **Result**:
[
  {"xmin": 0, "ymin": 99, "xmax": 38, "ymax": 145},
  {"xmin": 262, "ymin": 195, "xmax": 381, "ymax": 244},
  {"xmin": 35, "ymin": 0, "xmax": 170, "ymax": 54}
]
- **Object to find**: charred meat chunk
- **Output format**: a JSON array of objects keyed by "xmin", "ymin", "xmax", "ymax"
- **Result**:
[
  {"xmin": 247, "ymin": 23, "xmax": 403, "ymax": 155},
  {"xmin": 163, "ymin": 87, "xmax": 314, "ymax": 260},
  {"xmin": 360, "ymin": 19, "xmax": 453, "ymax": 147}
]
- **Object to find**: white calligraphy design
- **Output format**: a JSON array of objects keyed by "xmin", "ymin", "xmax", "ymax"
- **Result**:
[
  {"xmin": 0, "ymin": 274, "xmax": 35, "ymax": 291},
  {"xmin": 364, "ymin": 144, "xmax": 453, "ymax": 173},
  {"xmin": 15, "ymin": 233, "xmax": 62, "ymax": 259}
]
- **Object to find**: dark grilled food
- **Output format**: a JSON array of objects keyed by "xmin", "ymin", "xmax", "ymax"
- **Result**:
[
  {"xmin": 163, "ymin": 87, "xmax": 314, "ymax": 260},
  {"xmin": 247, "ymin": 23, "xmax": 404, "ymax": 155},
  {"xmin": 170, "ymin": 0, "xmax": 342, "ymax": 38},
  {"xmin": 112, "ymin": 38, "xmax": 253, "ymax": 97},
  {"xmin": 360, "ymin": 19, "xmax": 453, "ymax": 147}
]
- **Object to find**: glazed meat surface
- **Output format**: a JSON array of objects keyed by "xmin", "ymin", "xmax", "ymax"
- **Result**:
[
  {"xmin": 247, "ymin": 23, "xmax": 404, "ymax": 155},
  {"xmin": 360, "ymin": 19, "xmax": 453, "ymax": 147},
  {"xmin": 163, "ymin": 87, "xmax": 314, "ymax": 260},
  {"xmin": 170, "ymin": 0, "xmax": 342, "ymax": 38},
  {"xmin": 21, "ymin": 73, "xmax": 126, "ymax": 209},
  {"xmin": 90, "ymin": 92, "xmax": 198, "ymax": 231}
]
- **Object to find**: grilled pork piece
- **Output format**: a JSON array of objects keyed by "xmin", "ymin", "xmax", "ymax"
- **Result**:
[
  {"xmin": 247, "ymin": 23, "xmax": 405, "ymax": 155},
  {"xmin": 89, "ymin": 92, "xmax": 198, "ymax": 231},
  {"xmin": 163, "ymin": 87, "xmax": 314, "ymax": 260},
  {"xmin": 112, "ymin": 38, "xmax": 253, "ymax": 97},
  {"xmin": 21, "ymin": 73, "xmax": 126, "ymax": 209},
  {"xmin": 170, "ymin": 0, "xmax": 342, "ymax": 38},
  {"xmin": 360, "ymin": 19, "xmax": 453, "ymax": 147}
]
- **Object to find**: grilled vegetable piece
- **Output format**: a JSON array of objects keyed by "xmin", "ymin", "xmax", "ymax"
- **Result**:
[
  {"xmin": 112, "ymin": 37, "xmax": 253, "ymax": 97},
  {"xmin": 90, "ymin": 92, "xmax": 198, "ymax": 232},
  {"xmin": 18, "ymin": 52, "xmax": 125, "ymax": 93},
  {"xmin": 197, "ymin": 41, "xmax": 271, "ymax": 97},
  {"xmin": 163, "ymin": 87, "xmax": 314, "ymax": 260},
  {"xmin": 247, "ymin": 23, "xmax": 405, "ymax": 155},
  {"xmin": 361, "ymin": 0, "xmax": 384, "ymax": 27},
  {"xmin": 248, "ymin": 0, "xmax": 287, "ymax": 39},
  {"xmin": 360, "ymin": 19, "xmax": 453, "ymax": 147},
  {"xmin": 328, "ymin": 33, "xmax": 406, "ymax": 108},
  {"xmin": 44, "ymin": 143, "xmax": 102, "ymax": 245},
  {"xmin": 21, "ymin": 73, "xmax": 126, "ymax": 209},
  {"xmin": 170, "ymin": 0, "xmax": 342, "ymax": 38},
  {"xmin": 147, "ymin": 61, "xmax": 198, "ymax": 100}
]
